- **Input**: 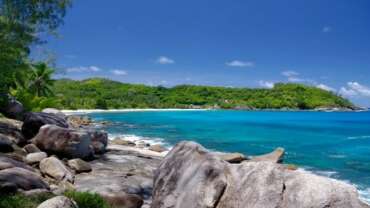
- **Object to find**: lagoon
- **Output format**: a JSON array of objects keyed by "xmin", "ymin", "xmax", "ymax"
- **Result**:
[{"xmin": 88, "ymin": 110, "xmax": 370, "ymax": 202}]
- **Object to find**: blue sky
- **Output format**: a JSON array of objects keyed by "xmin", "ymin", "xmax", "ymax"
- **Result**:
[{"xmin": 33, "ymin": 0, "xmax": 370, "ymax": 106}]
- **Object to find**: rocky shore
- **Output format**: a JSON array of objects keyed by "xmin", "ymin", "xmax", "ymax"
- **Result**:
[{"xmin": 0, "ymin": 97, "xmax": 369, "ymax": 208}]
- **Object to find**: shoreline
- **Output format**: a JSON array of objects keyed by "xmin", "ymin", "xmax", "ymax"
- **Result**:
[{"xmin": 61, "ymin": 108, "xmax": 368, "ymax": 115}]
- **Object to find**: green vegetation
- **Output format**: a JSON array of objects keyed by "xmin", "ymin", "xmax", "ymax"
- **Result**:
[
  {"xmin": 0, "ymin": 0, "xmax": 71, "ymax": 108},
  {"xmin": 0, "ymin": 192, "xmax": 54, "ymax": 208},
  {"xmin": 52, "ymin": 78, "xmax": 355, "ymax": 110},
  {"xmin": 64, "ymin": 191, "xmax": 111, "ymax": 208},
  {"xmin": 0, "ymin": 191, "xmax": 111, "ymax": 208}
]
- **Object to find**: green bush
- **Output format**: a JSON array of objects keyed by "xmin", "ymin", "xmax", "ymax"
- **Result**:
[
  {"xmin": 64, "ymin": 191, "xmax": 111, "ymax": 208},
  {"xmin": 0, "ymin": 193, "xmax": 54, "ymax": 208}
]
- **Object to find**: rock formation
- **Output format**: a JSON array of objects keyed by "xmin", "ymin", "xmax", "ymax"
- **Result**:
[{"xmin": 151, "ymin": 141, "xmax": 369, "ymax": 208}]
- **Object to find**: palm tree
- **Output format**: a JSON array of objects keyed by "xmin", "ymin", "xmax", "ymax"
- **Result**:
[{"xmin": 28, "ymin": 63, "xmax": 55, "ymax": 97}]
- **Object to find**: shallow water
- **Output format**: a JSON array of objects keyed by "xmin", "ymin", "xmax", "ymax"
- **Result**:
[{"xmin": 88, "ymin": 110, "xmax": 370, "ymax": 202}]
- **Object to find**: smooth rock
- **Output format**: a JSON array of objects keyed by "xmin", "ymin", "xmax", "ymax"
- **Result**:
[
  {"xmin": 89, "ymin": 130, "xmax": 108, "ymax": 154},
  {"xmin": 151, "ymin": 141, "xmax": 369, "ymax": 208},
  {"xmin": 42, "ymin": 108, "xmax": 66, "ymax": 119},
  {"xmin": 0, "ymin": 155, "xmax": 34, "ymax": 171},
  {"xmin": 33, "ymin": 125, "xmax": 94, "ymax": 159},
  {"xmin": 0, "ymin": 134, "xmax": 14, "ymax": 152},
  {"xmin": 216, "ymin": 152, "xmax": 247, "ymax": 163},
  {"xmin": 24, "ymin": 143, "xmax": 41, "ymax": 153},
  {"xmin": 22, "ymin": 112, "xmax": 69, "ymax": 140},
  {"xmin": 250, "ymin": 147, "xmax": 285, "ymax": 163},
  {"xmin": 25, "ymin": 152, "xmax": 47, "ymax": 164},
  {"xmin": 112, "ymin": 138, "xmax": 136, "ymax": 146},
  {"xmin": 37, "ymin": 196, "xmax": 78, "ymax": 208},
  {"xmin": 0, "ymin": 119, "xmax": 26, "ymax": 145},
  {"xmin": 39, "ymin": 157, "xmax": 74, "ymax": 182},
  {"xmin": 149, "ymin": 144, "xmax": 167, "ymax": 153},
  {"xmin": 67, "ymin": 159, "xmax": 92, "ymax": 173},
  {"xmin": 0, "ymin": 167, "xmax": 49, "ymax": 193},
  {"xmin": 102, "ymin": 192, "xmax": 143, "ymax": 208},
  {"xmin": 0, "ymin": 94, "xmax": 25, "ymax": 121}
]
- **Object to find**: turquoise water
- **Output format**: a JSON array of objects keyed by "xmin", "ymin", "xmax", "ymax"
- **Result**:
[{"xmin": 88, "ymin": 110, "xmax": 370, "ymax": 202}]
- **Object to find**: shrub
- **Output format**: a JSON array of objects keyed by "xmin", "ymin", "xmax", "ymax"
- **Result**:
[
  {"xmin": 0, "ymin": 193, "xmax": 54, "ymax": 208},
  {"xmin": 64, "ymin": 191, "xmax": 111, "ymax": 208}
]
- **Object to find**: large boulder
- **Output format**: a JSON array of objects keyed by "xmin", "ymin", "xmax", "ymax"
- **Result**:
[
  {"xmin": 0, "ymin": 155, "xmax": 34, "ymax": 171},
  {"xmin": 0, "ymin": 94, "xmax": 25, "ymax": 121},
  {"xmin": 39, "ymin": 156, "xmax": 74, "ymax": 183},
  {"xmin": 151, "ymin": 141, "xmax": 369, "ymax": 208},
  {"xmin": 0, "ymin": 134, "xmax": 14, "ymax": 152},
  {"xmin": 22, "ymin": 112, "xmax": 69, "ymax": 140},
  {"xmin": 37, "ymin": 196, "xmax": 78, "ymax": 208},
  {"xmin": 89, "ymin": 130, "xmax": 108, "ymax": 154},
  {"xmin": 32, "ymin": 125, "xmax": 94, "ymax": 159},
  {"xmin": 0, "ymin": 167, "xmax": 49, "ymax": 193},
  {"xmin": 102, "ymin": 192, "xmax": 143, "ymax": 208},
  {"xmin": 0, "ymin": 118, "xmax": 26, "ymax": 145}
]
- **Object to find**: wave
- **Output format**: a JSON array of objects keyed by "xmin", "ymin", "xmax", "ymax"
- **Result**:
[
  {"xmin": 358, "ymin": 188, "xmax": 370, "ymax": 205},
  {"xmin": 347, "ymin": 135, "xmax": 370, "ymax": 140},
  {"xmin": 108, "ymin": 133, "xmax": 172, "ymax": 148}
]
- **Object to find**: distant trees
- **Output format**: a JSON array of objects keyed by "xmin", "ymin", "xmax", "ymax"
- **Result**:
[{"xmin": 52, "ymin": 78, "xmax": 355, "ymax": 110}]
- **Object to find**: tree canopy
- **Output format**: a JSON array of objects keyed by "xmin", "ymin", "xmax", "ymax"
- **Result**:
[{"xmin": 52, "ymin": 78, "xmax": 355, "ymax": 110}]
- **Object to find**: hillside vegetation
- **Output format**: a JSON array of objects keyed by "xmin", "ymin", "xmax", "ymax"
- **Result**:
[{"xmin": 52, "ymin": 78, "xmax": 354, "ymax": 110}]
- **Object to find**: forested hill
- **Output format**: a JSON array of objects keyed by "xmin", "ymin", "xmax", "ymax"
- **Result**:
[{"xmin": 53, "ymin": 78, "xmax": 355, "ymax": 110}]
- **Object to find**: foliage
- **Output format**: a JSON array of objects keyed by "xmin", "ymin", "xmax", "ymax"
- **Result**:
[
  {"xmin": 0, "ymin": 192, "xmax": 112, "ymax": 208},
  {"xmin": 52, "ymin": 78, "xmax": 355, "ymax": 110},
  {"xmin": 0, "ymin": 192, "xmax": 54, "ymax": 208},
  {"xmin": 9, "ymin": 62, "xmax": 60, "ymax": 111},
  {"xmin": 0, "ymin": 0, "xmax": 71, "ymax": 93},
  {"xmin": 64, "ymin": 191, "xmax": 111, "ymax": 208}
]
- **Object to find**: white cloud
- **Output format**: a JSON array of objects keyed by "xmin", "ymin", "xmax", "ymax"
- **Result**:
[
  {"xmin": 339, "ymin": 82, "xmax": 370, "ymax": 97},
  {"xmin": 111, "ymin": 69, "xmax": 127, "ymax": 76},
  {"xmin": 316, "ymin": 84, "xmax": 336, "ymax": 92},
  {"xmin": 157, "ymin": 56, "xmax": 175, "ymax": 64},
  {"xmin": 282, "ymin": 70, "xmax": 299, "ymax": 77},
  {"xmin": 226, "ymin": 60, "xmax": 254, "ymax": 67},
  {"xmin": 66, "ymin": 66, "xmax": 101, "ymax": 73},
  {"xmin": 322, "ymin": 26, "xmax": 332, "ymax": 33},
  {"xmin": 258, "ymin": 80, "xmax": 275, "ymax": 89}
]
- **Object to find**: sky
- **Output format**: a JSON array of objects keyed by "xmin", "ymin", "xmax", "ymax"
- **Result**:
[{"xmin": 33, "ymin": 0, "xmax": 370, "ymax": 107}]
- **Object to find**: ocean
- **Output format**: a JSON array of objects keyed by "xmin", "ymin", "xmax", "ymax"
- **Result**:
[{"xmin": 87, "ymin": 110, "xmax": 370, "ymax": 203}]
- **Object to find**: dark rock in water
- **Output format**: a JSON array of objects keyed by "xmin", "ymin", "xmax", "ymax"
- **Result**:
[
  {"xmin": 0, "ymin": 119, "xmax": 26, "ymax": 145},
  {"xmin": 0, "ymin": 167, "xmax": 49, "ymax": 193},
  {"xmin": 0, "ymin": 134, "xmax": 14, "ymax": 152},
  {"xmin": 22, "ymin": 112, "xmax": 69, "ymax": 140},
  {"xmin": 89, "ymin": 130, "xmax": 108, "ymax": 154},
  {"xmin": 23, "ymin": 143, "xmax": 41, "ymax": 153},
  {"xmin": 151, "ymin": 141, "xmax": 369, "ymax": 208},
  {"xmin": 33, "ymin": 125, "xmax": 94, "ymax": 159},
  {"xmin": 249, "ymin": 147, "xmax": 285, "ymax": 163},
  {"xmin": 0, "ymin": 94, "xmax": 26, "ymax": 121},
  {"xmin": 0, "ymin": 155, "xmax": 34, "ymax": 171}
]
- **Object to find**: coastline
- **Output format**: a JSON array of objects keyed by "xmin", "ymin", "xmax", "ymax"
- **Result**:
[{"xmin": 61, "ymin": 108, "xmax": 368, "ymax": 115}]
